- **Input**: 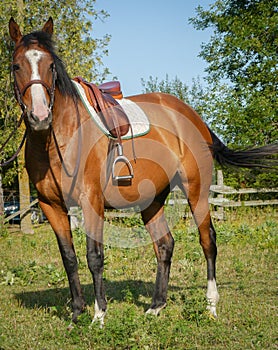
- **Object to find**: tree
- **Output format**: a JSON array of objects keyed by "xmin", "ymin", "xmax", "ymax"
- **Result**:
[
  {"xmin": 141, "ymin": 74, "xmax": 208, "ymax": 119},
  {"xmin": 142, "ymin": 74, "xmax": 190, "ymax": 102},
  {"xmin": 189, "ymin": 0, "xmax": 277, "ymax": 147},
  {"xmin": 0, "ymin": 0, "xmax": 111, "ymax": 229},
  {"xmin": 188, "ymin": 0, "xmax": 277, "ymax": 188}
]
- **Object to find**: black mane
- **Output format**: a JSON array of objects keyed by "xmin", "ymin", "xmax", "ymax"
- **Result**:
[{"xmin": 19, "ymin": 30, "xmax": 79, "ymax": 101}]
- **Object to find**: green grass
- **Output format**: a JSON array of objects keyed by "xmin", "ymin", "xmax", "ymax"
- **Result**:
[{"xmin": 0, "ymin": 207, "xmax": 277, "ymax": 349}]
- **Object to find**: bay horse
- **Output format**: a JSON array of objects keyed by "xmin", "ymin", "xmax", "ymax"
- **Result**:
[{"xmin": 8, "ymin": 17, "xmax": 277, "ymax": 327}]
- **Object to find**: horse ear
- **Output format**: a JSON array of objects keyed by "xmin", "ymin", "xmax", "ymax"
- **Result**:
[
  {"xmin": 42, "ymin": 17, "xmax": 53, "ymax": 35},
  {"xmin": 9, "ymin": 17, "xmax": 22, "ymax": 43}
]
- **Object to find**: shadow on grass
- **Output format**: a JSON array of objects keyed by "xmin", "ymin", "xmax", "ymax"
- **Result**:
[{"xmin": 15, "ymin": 279, "xmax": 182, "ymax": 320}]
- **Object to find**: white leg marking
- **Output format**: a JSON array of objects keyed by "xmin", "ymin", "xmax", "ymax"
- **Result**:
[
  {"xmin": 146, "ymin": 303, "xmax": 167, "ymax": 316},
  {"xmin": 206, "ymin": 278, "xmax": 219, "ymax": 318},
  {"xmin": 67, "ymin": 322, "xmax": 74, "ymax": 331},
  {"xmin": 25, "ymin": 49, "xmax": 49, "ymax": 120},
  {"xmin": 91, "ymin": 300, "xmax": 106, "ymax": 328}
]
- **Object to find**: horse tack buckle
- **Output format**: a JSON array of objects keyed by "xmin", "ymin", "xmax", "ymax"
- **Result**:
[{"xmin": 112, "ymin": 143, "xmax": 134, "ymax": 183}]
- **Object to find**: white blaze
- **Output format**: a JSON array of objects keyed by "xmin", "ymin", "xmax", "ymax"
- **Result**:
[{"xmin": 25, "ymin": 49, "xmax": 49, "ymax": 121}]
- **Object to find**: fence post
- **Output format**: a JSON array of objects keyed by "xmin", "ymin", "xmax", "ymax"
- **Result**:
[{"xmin": 217, "ymin": 169, "xmax": 224, "ymax": 220}]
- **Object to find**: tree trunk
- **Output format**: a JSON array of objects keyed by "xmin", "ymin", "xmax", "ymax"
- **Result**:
[
  {"xmin": 0, "ymin": 173, "xmax": 5, "ymax": 233},
  {"xmin": 17, "ymin": 0, "xmax": 33, "ymax": 234},
  {"xmin": 18, "ymin": 159, "xmax": 33, "ymax": 234},
  {"xmin": 0, "ymin": 173, "xmax": 4, "ymax": 215}
]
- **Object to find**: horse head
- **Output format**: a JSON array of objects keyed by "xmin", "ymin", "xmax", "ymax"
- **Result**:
[{"xmin": 9, "ymin": 17, "xmax": 56, "ymax": 131}]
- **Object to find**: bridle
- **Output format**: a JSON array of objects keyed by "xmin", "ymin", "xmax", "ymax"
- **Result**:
[
  {"xmin": 0, "ymin": 62, "xmax": 56, "ymax": 167},
  {"xmin": 12, "ymin": 62, "xmax": 57, "ymax": 115}
]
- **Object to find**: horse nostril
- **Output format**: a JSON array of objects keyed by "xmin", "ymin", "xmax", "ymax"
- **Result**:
[
  {"xmin": 27, "ymin": 110, "xmax": 52, "ymax": 131},
  {"xmin": 31, "ymin": 112, "xmax": 39, "ymax": 122},
  {"xmin": 29, "ymin": 111, "xmax": 39, "ymax": 123}
]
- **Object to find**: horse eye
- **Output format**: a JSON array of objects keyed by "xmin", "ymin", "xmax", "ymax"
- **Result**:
[
  {"xmin": 50, "ymin": 63, "xmax": 54, "ymax": 71},
  {"xmin": 12, "ymin": 64, "xmax": 20, "ymax": 71}
]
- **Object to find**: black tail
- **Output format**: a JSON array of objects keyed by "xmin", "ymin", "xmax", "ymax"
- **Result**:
[{"xmin": 209, "ymin": 128, "xmax": 278, "ymax": 169}]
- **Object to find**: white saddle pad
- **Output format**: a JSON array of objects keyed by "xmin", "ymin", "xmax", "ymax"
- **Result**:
[{"xmin": 72, "ymin": 80, "xmax": 150, "ymax": 139}]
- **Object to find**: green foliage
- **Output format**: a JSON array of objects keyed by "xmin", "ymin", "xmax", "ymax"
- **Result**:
[
  {"xmin": 0, "ymin": 0, "xmax": 111, "ymax": 187},
  {"xmin": 189, "ymin": 0, "xmax": 277, "ymax": 147},
  {"xmin": 191, "ymin": 0, "xmax": 277, "ymax": 91},
  {"xmin": 1, "ymin": 260, "xmax": 66, "ymax": 287},
  {"xmin": 141, "ymin": 74, "xmax": 189, "ymax": 102},
  {"xmin": 141, "ymin": 74, "xmax": 209, "ymax": 119}
]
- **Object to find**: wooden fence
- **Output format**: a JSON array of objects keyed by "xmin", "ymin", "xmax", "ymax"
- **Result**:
[
  {"xmin": 103, "ymin": 170, "xmax": 277, "ymax": 222},
  {"xmin": 209, "ymin": 170, "xmax": 278, "ymax": 220},
  {"xmin": 3, "ymin": 170, "xmax": 277, "ymax": 226},
  {"xmin": 3, "ymin": 199, "xmax": 39, "ymax": 224}
]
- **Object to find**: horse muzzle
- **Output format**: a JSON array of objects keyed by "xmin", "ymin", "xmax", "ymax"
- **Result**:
[{"xmin": 26, "ymin": 110, "xmax": 53, "ymax": 131}]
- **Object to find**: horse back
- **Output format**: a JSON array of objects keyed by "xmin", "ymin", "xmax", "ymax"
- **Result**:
[{"xmin": 127, "ymin": 92, "xmax": 212, "ymax": 145}]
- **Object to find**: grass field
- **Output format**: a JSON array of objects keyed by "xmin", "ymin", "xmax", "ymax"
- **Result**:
[{"xmin": 0, "ymin": 207, "xmax": 277, "ymax": 349}]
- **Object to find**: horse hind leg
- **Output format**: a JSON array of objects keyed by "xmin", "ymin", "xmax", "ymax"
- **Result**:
[
  {"xmin": 203, "ymin": 219, "xmax": 219, "ymax": 317},
  {"xmin": 179, "ymin": 180, "xmax": 219, "ymax": 317},
  {"xmin": 141, "ymin": 200, "xmax": 175, "ymax": 315}
]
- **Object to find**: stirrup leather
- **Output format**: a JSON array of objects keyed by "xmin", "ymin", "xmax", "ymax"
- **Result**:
[{"xmin": 112, "ymin": 143, "xmax": 134, "ymax": 182}]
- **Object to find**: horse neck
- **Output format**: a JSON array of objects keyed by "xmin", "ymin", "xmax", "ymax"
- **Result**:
[
  {"xmin": 52, "ymin": 89, "xmax": 102, "ymax": 141},
  {"xmin": 51, "ymin": 90, "xmax": 102, "ymax": 150},
  {"xmin": 52, "ymin": 91, "xmax": 79, "ymax": 130}
]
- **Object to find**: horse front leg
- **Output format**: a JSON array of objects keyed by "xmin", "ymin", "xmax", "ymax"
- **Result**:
[
  {"xmin": 39, "ymin": 201, "xmax": 85, "ymax": 324},
  {"xmin": 86, "ymin": 236, "xmax": 106, "ymax": 327},
  {"xmin": 81, "ymin": 193, "xmax": 107, "ymax": 327},
  {"xmin": 141, "ymin": 204, "xmax": 175, "ymax": 315}
]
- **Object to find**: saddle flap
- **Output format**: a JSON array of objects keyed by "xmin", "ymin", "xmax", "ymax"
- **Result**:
[{"xmin": 99, "ymin": 93, "xmax": 130, "ymax": 137}]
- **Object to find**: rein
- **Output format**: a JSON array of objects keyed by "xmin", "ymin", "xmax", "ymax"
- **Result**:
[
  {"xmin": 0, "ymin": 112, "xmax": 26, "ymax": 167},
  {"xmin": 51, "ymin": 102, "xmax": 82, "ymax": 179}
]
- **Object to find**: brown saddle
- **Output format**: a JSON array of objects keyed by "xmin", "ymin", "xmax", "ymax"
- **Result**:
[
  {"xmin": 98, "ymin": 81, "xmax": 123, "ymax": 100},
  {"xmin": 73, "ymin": 76, "xmax": 130, "ymax": 138}
]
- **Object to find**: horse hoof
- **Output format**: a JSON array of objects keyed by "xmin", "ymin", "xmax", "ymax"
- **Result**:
[
  {"xmin": 146, "ymin": 303, "xmax": 167, "ymax": 316},
  {"xmin": 207, "ymin": 305, "xmax": 218, "ymax": 319},
  {"xmin": 67, "ymin": 322, "xmax": 74, "ymax": 331},
  {"xmin": 90, "ymin": 310, "xmax": 106, "ymax": 329}
]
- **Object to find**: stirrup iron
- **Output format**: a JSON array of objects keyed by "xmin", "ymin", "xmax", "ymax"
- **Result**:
[{"xmin": 112, "ymin": 143, "xmax": 134, "ymax": 182}]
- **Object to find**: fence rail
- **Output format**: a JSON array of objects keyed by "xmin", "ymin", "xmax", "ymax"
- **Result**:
[
  {"xmin": 208, "ymin": 170, "xmax": 277, "ymax": 220},
  {"xmin": 3, "ymin": 170, "xmax": 277, "ymax": 226},
  {"xmin": 3, "ymin": 199, "xmax": 39, "ymax": 223}
]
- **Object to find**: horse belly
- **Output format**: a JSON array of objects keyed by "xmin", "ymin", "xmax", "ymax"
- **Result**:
[{"xmin": 103, "ymin": 159, "xmax": 176, "ymax": 209}]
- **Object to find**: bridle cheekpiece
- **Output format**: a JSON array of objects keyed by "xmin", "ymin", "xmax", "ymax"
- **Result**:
[{"xmin": 12, "ymin": 61, "xmax": 57, "ymax": 116}]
